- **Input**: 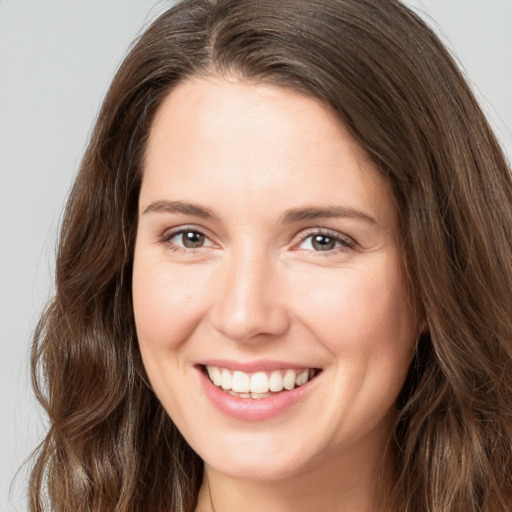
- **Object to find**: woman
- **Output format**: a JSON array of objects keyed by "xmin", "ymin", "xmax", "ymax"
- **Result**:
[{"xmin": 29, "ymin": 0, "xmax": 512, "ymax": 511}]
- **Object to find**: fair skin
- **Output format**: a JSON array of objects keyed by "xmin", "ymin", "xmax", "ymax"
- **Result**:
[{"xmin": 133, "ymin": 76, "xmax": 421, "ymax": 512}]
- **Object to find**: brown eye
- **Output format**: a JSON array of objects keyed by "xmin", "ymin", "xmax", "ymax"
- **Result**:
[
  {"xmin": 297, "ymin": 230, "xmax": 354, "ymax": 253},
  {"xmin": 181, "ymin": 231, "xmax": 205, "ymax": 248},
  {"xmin": 311, "ymin": 234, "xmax": 336, "ymax": 251},
  {"xmin": 165, "ymin": 229, "xmax": 211, "ymax": 250}
]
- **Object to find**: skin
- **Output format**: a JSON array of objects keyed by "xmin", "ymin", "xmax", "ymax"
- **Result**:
[{"xmin": 133, "ymin": 76, "xmax": 422, "ymax": 512}]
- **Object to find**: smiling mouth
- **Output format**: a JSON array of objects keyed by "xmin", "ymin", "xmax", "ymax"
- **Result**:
[{"xmin": 202, "ymin": 365, "xmax": 321, "ymax": 399}]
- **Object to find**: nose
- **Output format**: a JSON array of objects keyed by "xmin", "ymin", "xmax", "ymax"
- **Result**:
[{"xmin": 210, "ymin": 249, "xmax": 290, "ymax": 344}]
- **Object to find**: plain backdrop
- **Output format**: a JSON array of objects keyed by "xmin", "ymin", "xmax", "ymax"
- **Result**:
[{"xmin": 1, "ymin": 1, "xmax": 511, "ymax": 510}]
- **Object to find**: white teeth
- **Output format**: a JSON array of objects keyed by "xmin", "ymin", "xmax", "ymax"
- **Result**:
[
  {"xmin": 226, "ymin": 390, "xmax": 251, "ymax": 398},
  {"xmin": 250, "ymin": 372, "xmax": 269, "ymax": 393},
  {"xmin": 207, "ymin": 366, "xmax": 222, "ymax": 386},
  {"xmin": 251, "ymin": 391, "xmax": 273, "ymax": 399},
  {"xmin": 232, "ymin": 371, "xmax": 250, "ymax": 393},
  {"xmin": 221, "ymin": 368, "xmax": 232, "ymax": 390},
  {"xmin": 297, "ymin": 369, "xmax": 309, "ymax": 386},
  {"xmin": 206, "ymin": 365, "xmax": 317, "ymax": 398},
  {"xmin": 283, "ymin": 369, "xmax": 296, "ymax": 390},
  {"xmin": 269, "ymin": 370, "xmax": 283, "ymax": 392}
]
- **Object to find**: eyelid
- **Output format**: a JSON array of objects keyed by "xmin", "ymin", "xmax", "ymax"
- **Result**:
[
  {"xmin": 293, "ymin": 227, "xmax": 356, "ymax": 252},
  {"xmin": 160, "ymin": 225, "xmax": 216, "ymax": 250},
  {"xmin": 158, "ymin": 225, "xmax": 355, "ymax": 254}
]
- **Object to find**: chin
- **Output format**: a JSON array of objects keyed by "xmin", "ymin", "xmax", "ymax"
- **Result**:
[
  {"xmin": 189, "ymin": 428, "xmax": 328, "ymax": 482},
  {"xmin": 205, "ymin": 453, "xmax": 312, "ymax": 482}
]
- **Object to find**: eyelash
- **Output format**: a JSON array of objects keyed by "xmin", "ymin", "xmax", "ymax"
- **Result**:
[
  {"xmin": 295, "ymin": 228, "xmax": 356, "ymax": 255},
  {"xmin": 160, "ymin": 226, "xmax": 214, "ymax": 253},
  {"xmin": 160, "ymin": 226, "xmax": 356, "ymax": 255}
]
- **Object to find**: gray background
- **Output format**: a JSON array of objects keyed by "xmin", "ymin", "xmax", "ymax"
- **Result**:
[{"xmin": 1, "ymin": 1, "xmax": 511, "ymax": 510}]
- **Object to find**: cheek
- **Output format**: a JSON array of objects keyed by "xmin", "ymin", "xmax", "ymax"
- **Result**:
[
  {"xmin": 132, "ymin": 251, "xmax": 208, "ymax": 410},
  {"xmin": 132, "ymin": 253, "xmax": 210, "ymax": 352},
  {"xmin": 294, "ymin": 259, "xmax": 415, "ymax": 346},
  {"xmin": 289, "ymin": 253, "xmax": 417, "ymax": 406}
]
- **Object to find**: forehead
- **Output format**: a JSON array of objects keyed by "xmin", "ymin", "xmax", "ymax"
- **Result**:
[{"xmin": 141, "ymin": 76, "xmax": 397, "ymax": 231}]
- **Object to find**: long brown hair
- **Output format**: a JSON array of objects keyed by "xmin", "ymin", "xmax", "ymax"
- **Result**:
[{"xmin": 29, "ymin": 1, "xmax": 512, "ymax": 510}]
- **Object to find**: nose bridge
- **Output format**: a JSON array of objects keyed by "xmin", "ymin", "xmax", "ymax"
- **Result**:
[{"xmin": 211, "ymin": 244, "xmax": 289, "ymax": 342}]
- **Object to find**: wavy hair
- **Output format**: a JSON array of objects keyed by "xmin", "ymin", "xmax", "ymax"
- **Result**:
[{"xmin": 29, "ymin": 0, "xmax": 512, "ymax": 510}]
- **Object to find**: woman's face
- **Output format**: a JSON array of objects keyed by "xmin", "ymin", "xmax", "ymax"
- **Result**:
[{"xmin": 133, "ymin": 77, "xmax": 420, "ymax": 481}]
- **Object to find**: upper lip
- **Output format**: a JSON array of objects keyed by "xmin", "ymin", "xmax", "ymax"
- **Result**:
[{"xmin": 197, "ymin": 359, "xmax": 320, "ymax": 372}]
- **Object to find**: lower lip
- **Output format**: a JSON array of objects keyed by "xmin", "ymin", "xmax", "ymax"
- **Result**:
[{"xmin": 197, "ymin": 367, "xmax": 319, "ymax": 421}]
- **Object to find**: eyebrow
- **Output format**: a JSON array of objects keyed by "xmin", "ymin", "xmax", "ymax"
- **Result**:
[
  {"xmin": 142, "ymin": 200, "xmax": 216, "ymax": 219},
  {"xmin": 281, "ymin": 206, "xmax": 377, "ymax": 225},
  {"xmin": 142, "ymin": 200, "xmax": 377, "ymax": 225}
]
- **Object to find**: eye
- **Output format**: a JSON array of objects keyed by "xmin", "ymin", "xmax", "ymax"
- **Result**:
[
  {"xmin": 163, "ymin": 228, "xmax": 214, "ymax": 250},
  {"xmin": 297, "ymin": 230, "xmax": 355, "ymax": 253}
]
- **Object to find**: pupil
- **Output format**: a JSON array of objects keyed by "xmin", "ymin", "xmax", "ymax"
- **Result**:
[
  {"xmin": 183, "ymin": 231, "xmax": 204, "ymax": 248},
  {"xmin": 312, "ymin": 235, "xmax": 335, "ymax": 251}
]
